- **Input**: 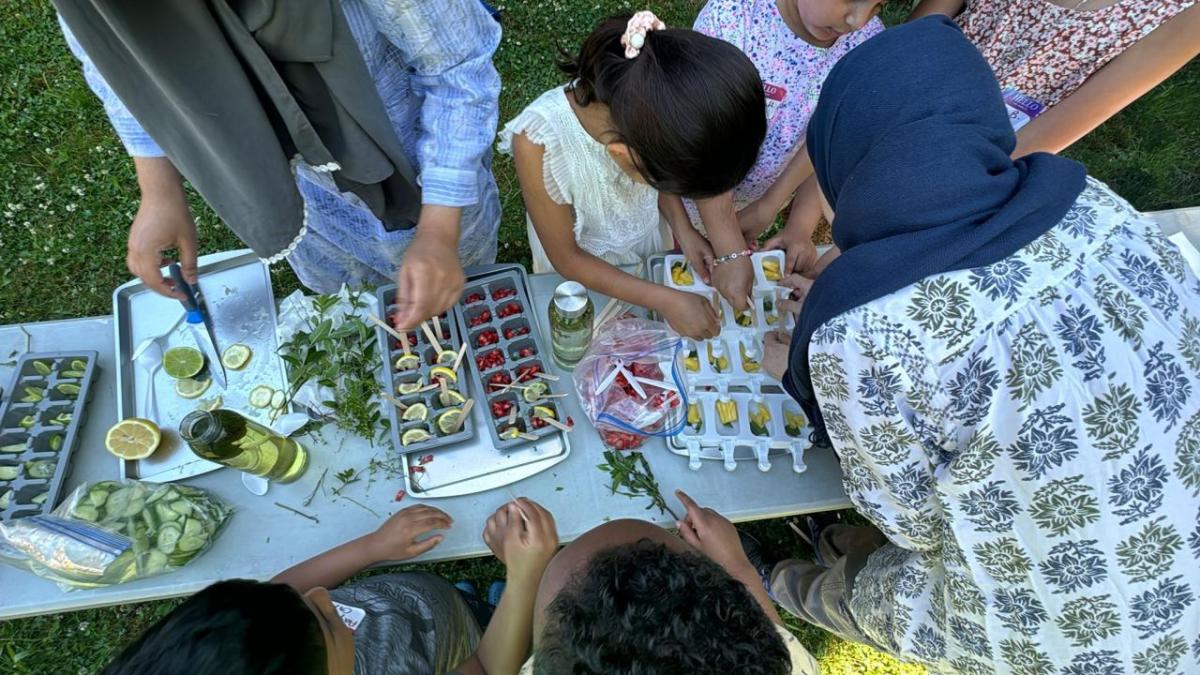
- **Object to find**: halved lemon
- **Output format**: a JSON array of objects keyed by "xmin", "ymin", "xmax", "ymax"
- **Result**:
[
  {"xmin": 436, "ymin": 409, "xmax": 463, "ymax": 435},
  {"xmin": 163, "ymin": 346, "xmax": 205, "ymax": 379},
  {"xmin": 439, "ymin": 389, "xmax": 466, "ymax": 407},
  {"xmin": 397, "ymin": 379, "xmax": 424, "ymax": 396},
  {"xmin": 429, "ymin": 366, "xmax": 457, "ymax": 383},
  {"xmin": 436, "ymin": 349, "xmax": 458, "ymax": 366},
  {"xmin": 403, "ymin": 403, "xmax": 429, "ymax": 422},
  {"xmin": 175, "ymin": 377, "xmax": 212, "ymax": 399},
  {"xmin": 105, "ymin": 418, "xmax": 162, "ymax": 460},
  {"xmin": 401, "ymin": 428, "xmax": 432, "ymax": 446},
  {"xmin": 221, "ymin": 344, "xmax": 252, "ymax": 370},
  {"xmin": 522, "ymin": 380, "xmax": 550, "ymax": 403}
]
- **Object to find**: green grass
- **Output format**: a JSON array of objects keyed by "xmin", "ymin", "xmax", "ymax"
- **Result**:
[{"xmin": 1, "ymin": 0, "xmax": 1197, "ymax": 673}]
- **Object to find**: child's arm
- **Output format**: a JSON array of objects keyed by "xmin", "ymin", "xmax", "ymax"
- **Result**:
[
  {"xmin": 270, "ymin": 505, "xmax": 452, "ymax": 593},
  {"xmin": 512, "ymin": 134, "xmax": 720, "ymax": 339},
  {"xmin": 739, "ymin": 146, "xmax": 815, "ymax": 244},
  {"xmin": 694, "ymin": 192, "xmax": 757, "ymax": 313},
  {"xmin": 659, "ymin": 192, "xmax": 714, "ymax": 285},
  {"xmin": 452, "ymin": 498, "xmax": 559, "ymax": 675},
  {"xmin": 908, "ymin": 0, "xmax": 966, "ymax": 20},
  {"xmin": 1013, "ymin": 5, "xmax": 1200, "ymax": 157}
]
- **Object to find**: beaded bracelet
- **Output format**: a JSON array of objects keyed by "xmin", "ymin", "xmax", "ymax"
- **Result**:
[{"xmin": 711, "ymin": 249, "xmax": 754, "ymax": 266}]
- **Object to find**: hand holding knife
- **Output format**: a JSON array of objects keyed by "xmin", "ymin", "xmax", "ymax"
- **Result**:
[{"xmin": 168, "ymin": 263, "xmax": 228, "ymax": 389}]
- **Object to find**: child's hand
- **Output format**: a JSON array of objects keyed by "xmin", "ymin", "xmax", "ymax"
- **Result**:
[
  {"xmin": 674, "ymin": 490, "xmax": 753, "ymax": 578},
  {"xmin": 483, "ymin": 497, "xmax": 559, "ymax": 587},
  {"xmin": 366, "ymin": 505, "xmax": 453, "ymax": 562},
  {"xmin": 761, "ymin": 210, "xmax": 819, "ymax": 276},
  {"xmin": 675, "ymin": 225, "xmax": 714, "ymax": 285},
  {"xmin": 763, "ymin": 330, "xmax": 792, "ymax": 381},
  {"xmin": 659, "ymin": 289, "xmax": 721, "ymax": 340}
]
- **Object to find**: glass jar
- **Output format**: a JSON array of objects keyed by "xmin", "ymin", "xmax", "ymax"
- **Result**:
[{"xmin": 548, "ymin": 281, "xmax": 594, "ymax": 367}]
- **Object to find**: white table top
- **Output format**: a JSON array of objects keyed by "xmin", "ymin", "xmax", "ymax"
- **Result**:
[{"xmin": 0, "ymin": 270, "xmax": 849, "ymax": 621}]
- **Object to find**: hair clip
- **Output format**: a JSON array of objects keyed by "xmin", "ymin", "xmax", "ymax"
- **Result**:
[{"xmin": 621, "ymin": 10, "xmax": 666, "ymax": 59}]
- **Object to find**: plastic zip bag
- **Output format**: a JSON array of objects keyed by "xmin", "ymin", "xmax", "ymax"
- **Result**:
[
  {"xmin": 573, "ymin": 318, "xmax": 687, "ymax": 451},
  {"xmin": 0, "ymin": 480, "xmax": 232, "ymax": 590}
]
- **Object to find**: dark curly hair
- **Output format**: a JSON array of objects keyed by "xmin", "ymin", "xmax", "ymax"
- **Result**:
[
  {"xmin": 102, "ymin": 580, "xmax": 326, "ymax": 675},
  {"xmin": 558, "ymin": 14, "xmax": 766, "ymax": 199},
  {"xmin": 535, "ymin": 539, "xmax": 790, "ymax": 675}
]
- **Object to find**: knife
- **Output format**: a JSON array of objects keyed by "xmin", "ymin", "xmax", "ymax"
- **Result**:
[{"xmin": 168, "ymin": 263, "xmax": 227, "ymax": 389}]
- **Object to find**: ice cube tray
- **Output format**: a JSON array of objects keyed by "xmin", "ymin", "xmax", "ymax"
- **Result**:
[
  {"xmin": 0, "ymin": 351, "xmax": 98, "ymax": 520},
  {"xmin": 374, "ymin": 287, "xmax": 474, "ymax": 454},
  {"xmin": 458, "ymin": 268, "xmax": 563, "ymax": 450}
]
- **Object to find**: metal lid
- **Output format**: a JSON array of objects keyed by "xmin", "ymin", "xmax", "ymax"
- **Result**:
[{"xmin": 552, "ymin": 281, "xmax": 591, "ymax": 319}]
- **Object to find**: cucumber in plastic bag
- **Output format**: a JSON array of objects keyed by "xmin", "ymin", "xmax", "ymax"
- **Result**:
[{"xmin": 0, "ymin": 480, "xmax": 232, "ymax": 590}]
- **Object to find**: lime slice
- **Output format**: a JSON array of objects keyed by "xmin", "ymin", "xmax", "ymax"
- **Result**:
[
  {"xmin": 163, "ymin": 346, "xmax": 205, "ymax": 379},
  {"xmin": 175, "ymin": 378, "xmax": 212, "ymax": 399},
  {"xmin": 397, "ymin": 379, "xmax": 424, "ymax": 396},
  {"xmin": 436, "ymin": 409, "xmax": 463, "ymax": 435},
  {"xmin": 429, "ymin": 366, "xmax": 457, "ymax": 383},
  {"xmin": 197, "ymin": 396, "xmax": 223, "ymax": 412},
  {"xmin": 532, "ymin": 405, "xmax": 556, "ymax": 420},
  {"xmin": 401, "ymin": 428, "xmax": 432, "ymax": 446},
  {"xmin": 436, "ymin": 349, "xmax": 458, "ymax": 366},
  {"xmin": 220, "ymin": 344, "xmax": 252, "ymax": 371},
  {"xmin": 105, "ymin": 418, "xmax": 162, "ymax": 460},
  {"xmin": 439, "ymin": 389, "xmax": 466, "ymax": 407},
  {"xmin": 249, "ymin": 386, "xmax": 274, "ymax": 408},
  {"xmin": 522, "ymin": 380, "xmax": 550, "ymax": 403},
  {"xmin": 394, "ymin": 354, "xmax": 420, "ymax": 372},
  {"xmin": 403, "ymin": 403, "xmax": 429, "ymax": 423}
]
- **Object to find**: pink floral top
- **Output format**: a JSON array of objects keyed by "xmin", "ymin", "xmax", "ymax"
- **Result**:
[
  {"xmin": 959, "ymin": 0, "xmax": 1196, "ymax": 108},
  {"xmin": 688, "ymin": 0, "xmax": 883, "ymax": 228}
]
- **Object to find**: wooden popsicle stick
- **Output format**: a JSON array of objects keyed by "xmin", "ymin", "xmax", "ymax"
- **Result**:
[
  {"xmin": 517, "ymin": 432, "xmax": 539, "ymax": 441},
  {"xmin": 433, "ymin": 315, "xmax": 443, "ymax": 342},
  {"xmin": 451, "ymin": 343, "xmax": 467, "ymax": 373},
  {"xmin": 505, "ymin": 489, "xmax": 531, "ymax": 524},
  {"xmin": 507, "ymin": 406, "xmax": 518, "ymax": 424},
  {"xmin": 490, "ymin": 381, "xmax": 527, "ymax": 390},
  {"xmin": 534, "ymin": 372, "xmax": 560, "ymax": 382},
  {"xmin": 400, "ymin": 330, "xmax": 411, "ymax": 356},
  {"xmin": 535, "ymin": 415, "xmax": 573, "ymax": 432},
  {"xmin": 368, "ymin": 313, "xmax": 405, "ymax": 344},
  {"xmin": 380, "ymin": 391, "xmax": 408, "ymax": 411},
  {"xmin": 418, "ymin": 383, "xmax": 440, "ymax": 393},
  {"xmin": 420, "ymin": 321, "xmax": 442, "ymax": 350},
  {"xmin": 451, "ymin": 399, "xmax": 475, "ymax": 433}
]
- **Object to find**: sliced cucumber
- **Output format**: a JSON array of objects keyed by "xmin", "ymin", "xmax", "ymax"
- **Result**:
[
  {"xmin": 142, "ymin": 549, "xmax": 169, "ymax": 575},
  {"xmin": 0, "ymin": 466, "xmax": 18, "ymax": 481},
  {"xmin": 169, "ymin": 500, "xmax": 194, "ymax": 517},
  {"xmin": 0, "ymin": 490, "xmax": 9, "ymax": 510},
  {"xmin": 182, "ymin": 518, "xmax": 202, "ymax": 538},
  {"xmin": 25, "ymin": 460, "xmax": 56, "ymax": 480},
  {"xmin": 0, "ymin": 443, "xmax": 27, "ymax": 454},
  {"xmin": 72, "ymin": 504, "xmax": 99, "ymax": 522},
  {"xmin": 157, "ymin": 523, "xmax": 183, "ymax": 554},
  {"xmin": 155, "ymin": 502, "xmax": 180, "ymax": 523},
  {"xmin": 89, "ymin": 489, "xmax": 109, "ymax": 509},
  {"xmin": 104, "ymin": 488, "xmax": 134, "ymax": 519},
  {"xmin": 249, "ymin": 386, "xmax": 274, "ymax": 408},
  {"xmin": 177, "ymin": 535, "xmax": 206, "ymax": 553},
  {"xmin": 31, "ymin": 492, "xmax": 48, "ymax": 506},
  {"xmin": 270, "ymin": 390, "xmax": 285, "ymax": 410}
]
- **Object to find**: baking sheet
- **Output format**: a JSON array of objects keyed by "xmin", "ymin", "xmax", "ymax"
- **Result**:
[{"xmin": 113, "ymin": 251, "xmax": 290, "ymax": 482}]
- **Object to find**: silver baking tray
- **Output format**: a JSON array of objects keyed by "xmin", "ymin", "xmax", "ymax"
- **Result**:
[{"xmin": 113, "ymin": 250, "xmax": 291, "ymax": 482}]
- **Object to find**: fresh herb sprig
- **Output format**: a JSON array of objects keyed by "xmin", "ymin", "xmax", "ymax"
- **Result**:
[
  {"xmin": 598, "ymin": 450, "xmax": 679, "ymax": 520},
  {"xmin": 278, "ymin": 290, "xmax": 390, "ymax": 442}
]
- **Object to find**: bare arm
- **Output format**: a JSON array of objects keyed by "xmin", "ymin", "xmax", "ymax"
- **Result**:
[
  {"xmin": 908, "ymin": 0, "xmax": 966, "ymax": 20},
  {"xmin": 741, "ymin": 146, "xmax": 816, "ymax": 242},
  {"xmin": 1013, "ymin": 5, "xmax": 1200, "ymax": 156}
]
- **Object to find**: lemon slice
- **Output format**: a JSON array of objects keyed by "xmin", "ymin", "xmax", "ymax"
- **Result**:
[
  {"xmin": 401, "ymin": 428, "xmax": 432, "ymax": 446},
  {"xmin": 163, "ymin": 346, "xmax": 205, "ymax": 379},
  {"xmin": 436, "ymin": 409, "xmax": 463, "ymax": 435},
  {"xmin": 532, "ymin": 405, "xmax": 556, "ymax": 420},
  {"xmin": 439, "ymin": 389, "xmax": 466, "ymax": 407},
  {"xmin": 394, "ymin": 354, "xmax": 421, "ymax": 372},
  {"xmin": 105, "ymin": 418, "xmax": 162, "ymax": 460},
  {"xmin": 522, "ymin": 380, "xmax": 550, "ymax": 403},
  {"xmin": 500, "ymin": 426, "xmax": 521, "ymax": 440},
  {"xmin": 429, "ymin": 366, "xmax": 457, "ymax": 383},
  {"xmin": 436, "ymin": 349, "xmax": 458, "ymax": 366},
  {"xmin": 175, "ymin": 377, "xmax": 212, "ymax": 399},
  {"xmin": 397, "ymin": 379, "xmax": 424, "ymax": 396},
  {"xmin": 197, "ymin": 396, "xmax": 223, "ymax": 412},
  {"xmin": 221, "ymin": 344, "xmax": 252, "ymax": 370},
  {"xmin": 249, "ymin": 385, "xmax": 274, "ymax": 408},
  {"xmin": 403, "ymin": 403, "xmax": 429, "ymax": 422}
]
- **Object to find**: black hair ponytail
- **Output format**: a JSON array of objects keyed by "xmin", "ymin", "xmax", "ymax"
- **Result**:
[{"xmin": 558, "ymin": 14, "xmax": 766, "ymax": 199}]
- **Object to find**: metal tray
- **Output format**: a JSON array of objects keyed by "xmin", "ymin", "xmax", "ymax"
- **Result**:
[
  {"xmin": 395, "ymin": 264, "xmax": 570, "ymax": 499},
  {"xmin": 0, "ymin": 351, "xmax": 98, "ymax": 520},
  {"xmin": 113, "ymin": 250, "xmax": 291, "ymax": 482},
  {"xmin": 459, "ymin": 268, "xmax": 563, "ymax": 450},
  {"xmin": 375, "ymin": 285, "xmax": 475, "ymax": 453}
]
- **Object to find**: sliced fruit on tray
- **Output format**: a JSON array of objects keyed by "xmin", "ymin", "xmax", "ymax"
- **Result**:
[
  {"xmin": 429, "ymin": 366, "xmax": 457, "ymax": 383},
  {"xmin": 394, "ymin": 354, "xmax": 421, "ymax": 372},
  {"xmin": 220, "ymin": 344, "xmax": 252, "ymax": 371},
  {"xmin": 105, "ymin": 418, "xmax": 162, "ymax": 460},
  {"xmin": 439, "ymin": 389, "xmax": 466, "ymax": 407},
  {"xmin": 175, "ymin": 377, "xmax": 213, "ymax": 399},
  {"xmin": 436, "ymin": 349, "xmax": 458, "ymax": 366},
  {"xmin": 522, "ymin": 380, "xmax": 550, "ymax": 403},
  {"xmin": 401, "ymin": 428, "xmax": 432, "ymax": 446},
  {"xmin": 403, "ymin": 402, "xmax": 429, "ymax": 423},
  {"xmin": 163, "ymin": 346, "xmax": 205, "ymax": 379},
  {"xmin": 436, "ymin": 409, "xmax": 464, "ymax": 435},
  {"xmin": 397, "ymin": 379, "xmax": 424, "ymax": 396}
]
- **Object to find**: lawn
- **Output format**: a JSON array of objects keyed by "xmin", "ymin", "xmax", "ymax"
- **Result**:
[{"xmin": 1, "ymin": 0, "xmax": 1197, "ymax": 673}]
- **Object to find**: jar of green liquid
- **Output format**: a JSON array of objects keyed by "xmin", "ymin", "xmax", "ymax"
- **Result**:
[
  {"xmin": 179, "ymin": 409, "xmax": 309, "ymax": 483},
  {"xmin": 548, "ymin": 281, "xmax": 593, "ymax": 367}
]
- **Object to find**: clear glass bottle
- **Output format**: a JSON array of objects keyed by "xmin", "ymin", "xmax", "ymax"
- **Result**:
[
  {"xmin": 548, "ymin": 281, "xmax": 594, "ymax": 367},
  {"xmin": 179, "ymin": 409, "xmax": 308, "ymax": 483}
]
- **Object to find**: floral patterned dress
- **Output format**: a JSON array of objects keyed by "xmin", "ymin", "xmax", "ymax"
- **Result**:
[
  {"xmin": 808, "ymin": 178, "xmax": 1200, "ymax": 674},
  {"xmin": 958, "ymin": 0, "xmax": 1196, "ymax": 109}
]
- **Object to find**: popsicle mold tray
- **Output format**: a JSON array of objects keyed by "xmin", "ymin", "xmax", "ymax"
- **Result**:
[
  {"xmin": 0, "ymin": 352, "xmax": 99, "ymax": 520},
  {"xmin": 375, "ymin": 287, "xmax": 474, "ymax": 453},
  {"xmin": 680, "ymin": 390, "xmax": 808, "ymax": 474},
  {"xmin": 459, "ymin": 270, "xmax": 562, "ymax": 450}
]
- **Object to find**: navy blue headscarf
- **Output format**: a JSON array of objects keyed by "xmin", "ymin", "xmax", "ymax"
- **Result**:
[{"xmin": 783, "ymin": 16, "xmax": 1086, "ymax": 435}]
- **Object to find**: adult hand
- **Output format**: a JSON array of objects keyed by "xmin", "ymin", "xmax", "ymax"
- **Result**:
[
  {"xmin": 778, "ymin": 274, "xmax": 814, "ymax": 316},
  {"xmin": 674, "ymin": 490, "xmax": 753, "ymax": 578},
  {"xmin": 710, "ymin": 257, "xmax": 754, "ymax": 313},
  {"xmin": 127, "ymin": 157, "xmax": 198, "ymax": 299},
  {"xmin": 393, "ymin": 205, "xmax": 465, "ymax": 331},
  {"xmin": 658, "ymin": 289, "xmax": 721, "ymax": 340},
  {"xmin": 366, "ymin": 504, "xmax": 453, "ymax": 562},
  {"xmin": 763, "ymin": 330, "xmax": 792, "ymax": 381},
  {"xmin": 483, "ymin": 497, "xmax": 559, "ymax": 586},
  {"xmin": 676, "ymin": 226, "xmax": 714, "ymax": 285}
]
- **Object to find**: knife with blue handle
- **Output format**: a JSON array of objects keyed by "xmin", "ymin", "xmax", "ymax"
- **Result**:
[{"xmin": 168, "ymin": 263, "xmax": 227, "ymax": 389}]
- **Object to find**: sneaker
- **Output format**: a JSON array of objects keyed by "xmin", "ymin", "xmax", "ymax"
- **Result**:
[{"xmin": 788, "ymin": 512, "xmax": 843, "ymax": 568}]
